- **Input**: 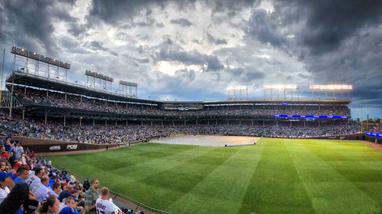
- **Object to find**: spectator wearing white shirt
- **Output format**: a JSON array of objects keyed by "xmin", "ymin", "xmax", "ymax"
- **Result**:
[
  {"xmin": 0, "ymin": 171, "xmax": 14, "ymax": 204},
  {"xmin": 27, "ymin": 167, "xmax": 44, "ymax": 193},
  {"xmin": 95, "ymin": 187, "xmax": 121, "ymax": 214},
  {"xmin": 35, "ymin": 175, "xmax": 52, "ymax": 202},
  {"xmin": 14, "ymin": 142, "xmax": 24, "ymax": 160}
]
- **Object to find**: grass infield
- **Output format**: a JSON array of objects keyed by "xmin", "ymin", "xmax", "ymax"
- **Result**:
[{"xmin": 47, "ymin": 138, "xmax": 382, "ymax": 214}]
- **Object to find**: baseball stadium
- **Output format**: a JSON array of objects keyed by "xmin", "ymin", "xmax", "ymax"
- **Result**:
[{"xmin": 1, "ymin": 1, "xmax": 382, "ymax": 214}]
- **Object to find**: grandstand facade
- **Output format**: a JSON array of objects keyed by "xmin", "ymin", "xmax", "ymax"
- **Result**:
[{"xmin": 2, "ymin": 71, "xmax": 360, "ymax": 141}]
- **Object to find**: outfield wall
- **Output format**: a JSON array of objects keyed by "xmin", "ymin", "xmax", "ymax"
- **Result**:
[
  {"xmin": 365, "ymin": 136, "xmax": 382, "ymax": 144},
  {"xmin": 11, "ymin": 136, "xmax": 122, "ymax": 153},
  {"xmin": 10, "ymin": 133, "xmax": 368, "ymax": 154}
]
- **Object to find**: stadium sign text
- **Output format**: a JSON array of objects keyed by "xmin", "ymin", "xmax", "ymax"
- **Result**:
[
  {"xmin": 66, "ymin": 144, "xmax": 78, "ymax": 150},
  {"xmin": 49, "ymin": 145, "xmax": 61, "ymax": 151}
]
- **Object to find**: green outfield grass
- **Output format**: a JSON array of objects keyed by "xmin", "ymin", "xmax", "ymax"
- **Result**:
[{"xmin": 47, "ymin": 138, "xmax": 382, "ymax": 214}]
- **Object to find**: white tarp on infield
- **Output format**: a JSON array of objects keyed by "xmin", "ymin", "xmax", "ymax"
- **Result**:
[{"xmin": 151, "ymin": 135, "xmax": 259, "ymax": 147}]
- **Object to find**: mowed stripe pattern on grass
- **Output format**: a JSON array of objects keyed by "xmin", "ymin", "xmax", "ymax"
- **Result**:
[{"xmin": 48, "ymin": 139, "xmax": 382, "ymax": 214}]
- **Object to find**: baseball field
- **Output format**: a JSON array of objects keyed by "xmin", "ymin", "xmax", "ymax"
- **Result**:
[{"xmin": 48, "ymin": 138, "xmax": 382, "ymax": 214}]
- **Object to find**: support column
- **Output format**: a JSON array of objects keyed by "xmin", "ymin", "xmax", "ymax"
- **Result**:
[
  {"xmin": 115, "ymin": 120, "xmax": 118, "ymax": 126},
  {"xmin": 105, "ymin": 120, "xmax": 107, "ymax": 126},
  {"xmin": 126, "ymin": 120, "xmax": 128, "ymax": 126},
  {"xmin": 9, "ymin": 82, "xmax": 14, "ymax": 119},
  {"xmin": 44, "ymin": 110, "xmax": 48, "ymax": 125},
  {"xmin": 79, "ymin": 117, "xmax": 82, "ymax": 127},
  {"xmin": 63, "ymin": 116, "xmax": 66, "ymax": 127},
  {"xmin": 22, "ymin": 109, "xmax": 25, "ymax": 120}
]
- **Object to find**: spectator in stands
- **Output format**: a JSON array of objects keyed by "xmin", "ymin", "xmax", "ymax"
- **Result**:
[
  {"xmin": 0, "ymin": 161, "xmax": 8, "ymax": 171},
  {"xmin": 15, "ymin": 142, "xmax": 24, "ymax": 160},
  {"xmin": 50, "ymin": 182, "xmax": 62, "ymax": 198},
  {"xmin": 59, "ymin": 184, "xmax": 74, "ymax": 202},
  {"xmin": 1, "ymin": 148, "xmax": 9, "ymax": 160},
  {"xmin": 40, "ymin": 195, "xmax": 60, "ymax": 214},
  {"xmin": 85, "ymin": 178, "xmax": 100, "ymax": 214},
  {"xmin": 95, "ymin": 187, "xmax": 121, "ymax": 214},
  {"xmin": 27, "ymin": 166, "xmax": 44, "ymax": 193},
  {"xmin": 0, "ymin": 171, "xmax": 14, "ymax": 203},
  {"xmin": 14, "ymin": 165, "xmax": 30, "ymax": 184},
  {"xmin": 35, "ymin": 175, "xmax": 51, "ymax": 202},
  {"xmin": 59, "ymin": 196, "xmax": 81, "ymax": 214},
  {"xmin": 0, "ymin": 183, "xmax": 30, "ymax": 214}
]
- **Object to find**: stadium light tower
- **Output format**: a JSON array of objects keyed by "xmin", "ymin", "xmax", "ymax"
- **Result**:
[
  {"xmin": 85, "ymin": 70, "xmax": 114, "ymax": 91},
  {"xmin": 119, "ymin": 80, "xmax": 138, "ymax": 98},
  {"xmin": 309, "ymin": 84, "xmax": 353, "ymax": 100},
  {"xmin": 227, "ymin": 86, "xmax": 248, "ymax": 100},
  {"xmin": 10, "ymin": 46, "xmax": 70, "ymax": 80},
  {"xmin": 263, "ymin": 84, "xmax": 298, "ymax": 101}
]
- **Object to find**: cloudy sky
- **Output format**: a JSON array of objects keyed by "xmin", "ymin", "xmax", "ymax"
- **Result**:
[{"xmin": 1, "ymin": 0, "xmax": 381, "ymax": 119}]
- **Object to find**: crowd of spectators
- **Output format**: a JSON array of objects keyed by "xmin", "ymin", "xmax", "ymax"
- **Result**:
[
  {"xmin": 15, "ymin": 87, "xmax": 351, "ymax": 118},
  {"xmin": 1, "ymin": 113, "xmax": 361, "ymax": 145},
  {"xmin": 368, "ymin": 123, "xmax": 382, "ymax": 133},
  {"xmin": 0, "ymin": 136, "xmax": 142, "ymax": 214}
]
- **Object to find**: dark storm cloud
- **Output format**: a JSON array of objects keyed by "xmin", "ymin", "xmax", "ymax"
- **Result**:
[
  {"xmin": 156, "ymin": 39, "xmax": 224, "ymax": 71},
  {"xmin": 88, "ymin": 0, "xmax": 168, "ymax": 24},
  {"xmin": 1, "ymin": 0, "xmax": 75, "ymax": 54},
  {"xmin": 246, "ymin": 9, "xmax": 285, "ymax": 47},
  {"xmin": 86, "ymin": 41, "xmax": 118, "ymax": 56},
  {"xmin": 206, "ymin": 0, "xmax": 260, "ymax": 13},
  {"xmin": 158, "ymin": 48, "xmax": 224, "ymax": 71},
  {"xmin": 227, "ymin": 67, "xmax": 265, "ymax": 82},
  {"xmin": 67, "ymin": 23, "xmax": 88, "ymax": 37},
  {"xmin": 170, "ymin": 18, "xmax": 193, "ymax": 27},
  {"xmin": 274, "ymin": 0, "xmax": 382, "ymax": 55},
  {"xmin": 88, "ymin": 0, "xmax": 260, "ymax": 25}
]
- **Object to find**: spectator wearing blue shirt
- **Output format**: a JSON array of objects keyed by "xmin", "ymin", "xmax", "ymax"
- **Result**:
[
  {"xmin": 59, "ymin": 196, "xmax": 81, "ymax": 214},
  {"xmin": 14, "ymin": 165, "xmax": 30, "ymax": 184}
]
